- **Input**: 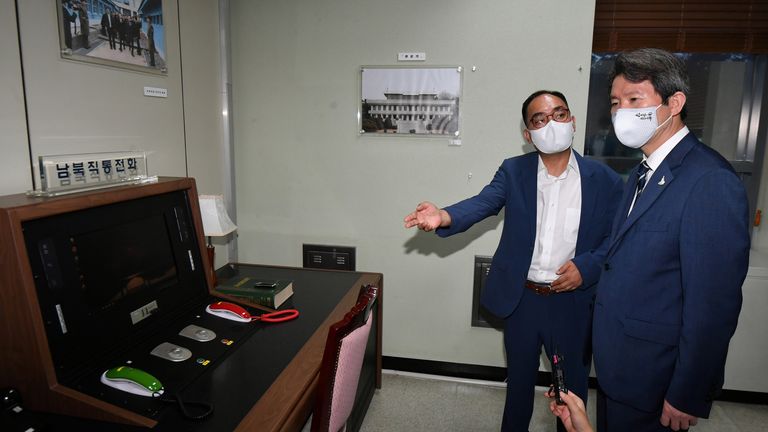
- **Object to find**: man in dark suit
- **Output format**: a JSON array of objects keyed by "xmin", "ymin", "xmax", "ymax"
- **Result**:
[
  {"xmin": 592, "ymin": 48, "xmax": 750, "ymax": 431},
  {"xmin": 61, "ymin": 1, "xmax": 76, "ymax": 50},
  {"xmin": 146, "ymin": 17, "xmax": 156, "ymax": 67},
  {"xmin": 133, "ymin": 17, "xmax": 142, "ymax": 55},
  {"xmin": 118, "ymin": 13, "xmax": 127, "ymax": 52},
  {"xmin": 101, "ymin": 10, "xmax": 116, "ymax": 50},
  {"xmin": 128, "ymin": 16, "xmax": 137, "ymax": 56},
  {"xmin": 74, "ymin": 1, "xmax": 89, "ymax": 49},
  {"xmin": 404, "ymin": 90, "xmax": 623, "ymax": 431}
]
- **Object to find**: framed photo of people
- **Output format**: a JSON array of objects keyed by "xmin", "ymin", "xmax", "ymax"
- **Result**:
[
  {"xmin": 57, "ymin": 0, "xmax": 167, "ymax": 74},
  {"xmin": 359, "ymin": 66, "xmax": 462, "ymax": 137}
]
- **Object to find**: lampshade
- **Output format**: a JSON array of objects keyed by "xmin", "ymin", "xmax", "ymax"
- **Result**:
[{"xmin": 198, "ymin": 195, "xmax": 237, "ymax": 237}]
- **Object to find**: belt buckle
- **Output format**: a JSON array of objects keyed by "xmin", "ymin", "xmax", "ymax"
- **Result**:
[
  {"xmin": 527, "ymin": 280, "xmax": 552, "ymax": 296},
  {"xmin": 540, "ymin": 283, "xmax": 552, "ymax": 296}
]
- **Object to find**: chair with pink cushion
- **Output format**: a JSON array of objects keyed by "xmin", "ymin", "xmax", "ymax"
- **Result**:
[{"xmin": 310, "ymin": 284, "xmax": 379, "ymax": 432}]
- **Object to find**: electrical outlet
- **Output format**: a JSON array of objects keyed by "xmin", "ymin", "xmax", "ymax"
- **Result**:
[
  {"xmin": 143, "ymin": 86, "xmax": 168, "ymax": 98},
  {"xmin": 397, "ymin": 52, "xmax": 426, "ymax": 61}
]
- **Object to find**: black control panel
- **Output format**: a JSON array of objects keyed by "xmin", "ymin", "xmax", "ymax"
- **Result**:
[{"xmin": 22, "ymin": 191, "xmax": 210, "ymax": 403}]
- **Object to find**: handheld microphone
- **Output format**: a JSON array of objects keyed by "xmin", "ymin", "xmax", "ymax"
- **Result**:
[{"xmin": 550, "ymin": 349, "xmax": 568, "ymax": 406}]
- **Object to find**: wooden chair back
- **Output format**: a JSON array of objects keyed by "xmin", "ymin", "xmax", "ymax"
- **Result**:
[{"xmin": 311, "ymin": 284, "xmax": 379, "ymax": 432}]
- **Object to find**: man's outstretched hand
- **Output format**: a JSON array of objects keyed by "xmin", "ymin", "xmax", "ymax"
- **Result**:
[{"xmin": 404, "ymin": 201, "xmax": 450, "ymax": 232}]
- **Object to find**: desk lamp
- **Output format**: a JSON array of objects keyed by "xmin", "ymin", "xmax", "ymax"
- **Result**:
[{"xmin": 198, "ymin": 195, "xmax": 237, "ymax": 287}]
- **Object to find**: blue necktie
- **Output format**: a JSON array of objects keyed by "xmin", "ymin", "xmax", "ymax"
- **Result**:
[{"xmin": 634, "ymin": 161, "xmax": 651, "ymax": 201}]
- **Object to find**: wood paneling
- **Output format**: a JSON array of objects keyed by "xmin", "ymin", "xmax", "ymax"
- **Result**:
[{"xmin": 0, "ymin": 178, "xmax": 205, "ymax": 427}]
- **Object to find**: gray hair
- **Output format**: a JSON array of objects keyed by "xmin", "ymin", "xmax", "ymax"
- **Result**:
[{"xmin": 610, "ymin": 48, "xmax": 690, "ymax": 117}]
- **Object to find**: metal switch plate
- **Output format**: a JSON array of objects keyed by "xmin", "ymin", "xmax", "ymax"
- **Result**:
[
  {"xmin": 179, "ymin": 324, "xmax": 216, "ymax": 342},
  {"xmin": 151, "ymin": 342, "xmax": 192, "ymax": 362}
]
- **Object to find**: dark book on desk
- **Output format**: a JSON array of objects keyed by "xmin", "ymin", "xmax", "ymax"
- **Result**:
[{"xmin": 216, "ymin": 277, "xmax": 294, "ymax": 309}]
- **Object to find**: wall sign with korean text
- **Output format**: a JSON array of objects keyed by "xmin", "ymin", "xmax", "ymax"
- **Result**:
[{"xmin": 29, "ymin": 151, "xmax": 156, "ymax": 197}]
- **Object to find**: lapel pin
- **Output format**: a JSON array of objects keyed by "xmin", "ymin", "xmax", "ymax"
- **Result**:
[{"xmin": 658, "ymin": 176, "xmax": 666, "ymax": 186}]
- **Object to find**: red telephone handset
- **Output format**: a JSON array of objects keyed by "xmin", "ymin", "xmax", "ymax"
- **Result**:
[
  {"xmin": 206, "ymin": 301, "xmax": 299, "ymax": 323},
  {"xmin": 206, "ymin": 301, "xmax": 252, "ymax": 322}
]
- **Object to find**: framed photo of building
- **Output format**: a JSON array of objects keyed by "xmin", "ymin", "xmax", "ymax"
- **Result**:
[
  {"xmin": 57, "ymin": 0, "xmax": 167, "ymax": 74},
  {"xmin": 360, "ymin": 66, "xmax": 462, "ymax": 137}
]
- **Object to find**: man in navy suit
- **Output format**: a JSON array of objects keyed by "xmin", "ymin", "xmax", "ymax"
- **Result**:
[
  {"xmin": 404, "ymin": 90, "xmax": 623, "ymax": 431},
  {"xmin": 592, "ymin": 48, "xmax": 750, "ymax": 431}
]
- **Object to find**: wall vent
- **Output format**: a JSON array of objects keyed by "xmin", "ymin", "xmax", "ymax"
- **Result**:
[
  {"xmin": 302, "ymin": 244, "xmax": 356, "ymax": 271},
  {"xmin": 471, "ymin": 255, "xmax": 504, "ymax": 329}
]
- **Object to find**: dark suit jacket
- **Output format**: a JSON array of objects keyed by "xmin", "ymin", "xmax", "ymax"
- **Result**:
[
  {"xmin": 436, "ymin": 150, "xmax": 624, "ymax": 318},
  {"xmin": 593, "ymin": 132, "xmax": 750, "ymax": 417}
]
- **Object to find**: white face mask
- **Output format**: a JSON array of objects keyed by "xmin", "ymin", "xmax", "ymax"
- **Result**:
[
  {"xmin": 611, "ymin": 104, "xmax": 671, "ymax": 149},
  {"xmin": 528, "ymin": 120, "xmax": 574, "ymax": 154}
]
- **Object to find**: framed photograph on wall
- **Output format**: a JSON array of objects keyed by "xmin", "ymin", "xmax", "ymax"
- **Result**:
[
  {"xmin": 57, "ymin": 0, "xmax": 167, "ymax": 74},
  {"xmin": 359, "ymin": 66, "xmax": 462, "ymax": 137}
]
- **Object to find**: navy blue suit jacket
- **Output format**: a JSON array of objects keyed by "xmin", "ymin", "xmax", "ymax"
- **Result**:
[
  {"xmin": 436, "ymin": 150, "xmax": 623, "ymax": 319},
  {"xmin": 593, "ymin": 133, "xmax": 750, "ymax": 417}
]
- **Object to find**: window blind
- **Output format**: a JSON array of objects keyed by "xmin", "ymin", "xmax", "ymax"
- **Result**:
[{"xmin": 593, "ymin": 0, "xmax": 768, "ymax": 52}]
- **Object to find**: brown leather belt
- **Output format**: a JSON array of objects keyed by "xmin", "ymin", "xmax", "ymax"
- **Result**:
[{"xmin": 525, "ymin": 280, "xmax": 553, "ymax": 296}]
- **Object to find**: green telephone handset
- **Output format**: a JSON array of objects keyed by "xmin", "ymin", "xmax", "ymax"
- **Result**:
[{"xmin": 101, "ymin": 365, "xmax": 164, "ymax": 397}]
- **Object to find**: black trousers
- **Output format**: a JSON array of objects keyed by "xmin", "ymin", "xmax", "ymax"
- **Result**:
[{"xmin": 500, "ymin": 288, "xmax": 593, "ymax": 431}]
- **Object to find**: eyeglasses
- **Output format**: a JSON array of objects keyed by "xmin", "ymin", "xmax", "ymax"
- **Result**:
[{"xmin": 529, "ymin": 107, "xmax": 571, "ymax": 129}]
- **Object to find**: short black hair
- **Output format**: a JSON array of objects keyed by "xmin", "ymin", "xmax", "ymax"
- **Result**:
[
  {"xmin": 521, "ymin": 90, "xmax": 569, "ymax": 125},
  {"xmin": 610, "ymin": 48, "xmax": 690, "ymax": 119}
]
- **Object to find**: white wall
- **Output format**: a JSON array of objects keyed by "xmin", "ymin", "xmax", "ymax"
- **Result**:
[
  {"xmin": 0, "ymin": 0, "xmax": 32, "ymax": 195},
  {"xmin": 0, "ymin": 0, "xmax": 232, "ymax": 263},
  {"xmin": 229, "ymin": 0, "xmax": 598, "ymax": 367},
  {"xmin": 725, "ymin": 255, "xmax": 768, "ymax": 392},
  {"xmin": 3, "ymin": 0, "xmax": 766, "ymax": 389},
  {"xmin": 2, "ymin": 0, "xmax": 227, "ymax": 193},
  {"xmin": 753, "ymin": 119, "xmax": 768, "ymax": 250},
  {"xmin": 180, "ymin": 1, "xmax": 227, "ymax": 195},
  {"xmin": 178, "ymin": 0, "xmax": 235, "ymax": 267},
  {"xmin": 16, "ymin": 1, "xmax": 186, "ymax": 179}
]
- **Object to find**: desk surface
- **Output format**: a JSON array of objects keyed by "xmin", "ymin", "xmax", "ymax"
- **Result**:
[
  {"xmin": 192, "ymin": 263, "xmax": 383, "ymax": 432},
  {"xmin": 16, "ymin": 264, "xmax": 382, "ymax": 432}
]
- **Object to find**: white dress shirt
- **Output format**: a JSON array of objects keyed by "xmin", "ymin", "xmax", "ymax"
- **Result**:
[
  {"xmin": 628, "ymin": 126, "xmax": 689, "ymax": 215},
  {"xmin": 527, "ymin": 150, "xmax": 582, "ymax": 283}
]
